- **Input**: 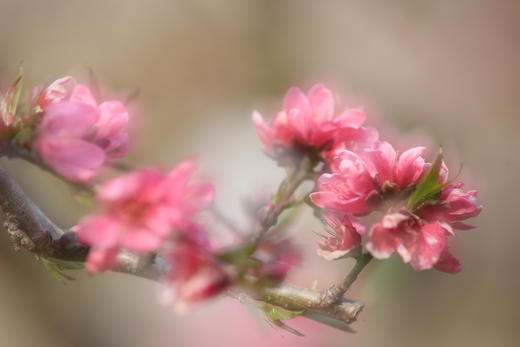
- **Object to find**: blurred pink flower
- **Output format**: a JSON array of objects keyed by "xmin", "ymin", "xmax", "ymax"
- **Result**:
[
  {"xmin": 76, "ymin": 162, "xmax": 214, "ymax": 274},
  {"xmin": 35, "ymin": 76, "xmax": 76, "ymax": 109},
  {"xmin": 253, "ymin": 84, "xmax": 373, "ymax": 158},
  {"xmin": 164, "ymin": 230, "xmax": 230, "ymax": 311},
  {"xmin": 316, "ymin": 212, "xmax": 364, "ymax": 260},
  {"xmin": 34, "ymin": 77, "xmax": 129, "ymax": 181},
  {"xmin": 252, "ymin": 238, "xmax": 301, "ymax": 283}
]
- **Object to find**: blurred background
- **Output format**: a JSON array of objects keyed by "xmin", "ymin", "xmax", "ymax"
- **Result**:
[{"xmin": 0, "ymin": 0, "xmax": 518, "ymax": 346}]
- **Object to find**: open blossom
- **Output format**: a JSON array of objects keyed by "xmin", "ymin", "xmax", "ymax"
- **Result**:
[
  {"xmin": 163, "ymin": 230, "xmax": 230, "ymax": 311},
  {"xmin": 310, "ymin": 142, "xmax": 427, "ymax": 215},
  {"xmin": 253, "ymin": 84, "xmax": 374, "ymax": 157},
  {"xmin": 365, "ymin": 177, "xmax": 481, "ymax": 273},
  {"xmin": 316, "ymin": 212, "xmax": 365, "ymax": 260},
  {"xmin": 34, "ymin": 77, "xmax": 129, "ymax": 181},
  {"xmin": 419, "ymin": 182, "xmax": 481, "ymax": 231},
  {"xmin": 366, "ymin": 214, "xmax": 453, "ymax": 272},
  {"xmin": 76, "ymin": 162, "xmax": 214, "ymax": 274}
]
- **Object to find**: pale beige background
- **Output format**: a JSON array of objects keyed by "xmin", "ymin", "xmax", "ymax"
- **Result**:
[{"xmin": 0, "ymin": 1, "xmax": 518, "ymax": 346}]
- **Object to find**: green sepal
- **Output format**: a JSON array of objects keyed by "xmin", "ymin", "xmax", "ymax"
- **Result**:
[
  {"xmin": 41, "ymin": 257, "xmax": 84, "ymax": 282},
  {"xmin": 256, "ymin": 301, "xmax": 304, "ymax": 321},
  {"xmin": 12, "ymin": 127, "xmax": 34, "ymax": 146},
  {"xmin": 1, "ymin": 65, "xmax": 24, "ymax": 126},
  {"xmin": 217, "ymin": 242, "xmax": 256, "ymax": 266},
  {"xmin": 302, "ymin": 311, "xmax": 355, "ymax": 333},
  {"xmin": 255, "ymin": 301, "xmax": 305, "ymax": 336},
  {"xmin": 407, "ymin": 149, "xmax": 445, "ymax": 211}
]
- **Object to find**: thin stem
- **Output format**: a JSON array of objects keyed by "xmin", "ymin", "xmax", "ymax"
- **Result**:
[
  {"xmin": 317, "ymin": 253, "xmax": 373, "ymax": 307},
  {"xmin": 211, "ymin": 206, "xmax": 246, "ymax": 238},
  {"xmin": 2, "ymin": 145, "xmax": 95, "ymax": 194},
  {"xmin": 252, "ymin": 155, "xmax": 315, "ymax": 246}
]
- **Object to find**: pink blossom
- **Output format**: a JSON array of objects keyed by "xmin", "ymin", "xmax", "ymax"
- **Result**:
[
  {"xmin": 34, "ymin": 77, "xmax": 129, "ymax": 181},
  {"xmin": 253, "ymin": 84, "xmax": 373, "ymax": 157},
  {"xmin": 164, "ymin": 231, "xmax": 230, "ymax": 311},
  {"xmin": 366, "ymin": 213, "xmax": 450, "ymax": 271},
  {"xmin": 419, "ymin": 182, "xmax": 482, "ymax": 231},
  {"xmin": 359, "ymin": 141, "xmax": 427, "ymax": 189},
  {"xmin": 310, "ymin": 150, "xmax": 377, "ymax": 215},
  {"xmin": 311, "ymin": 142, "xmax": 427, "ymax": 215},
  {"xmin": 35, "ymin": 76, "xmax": 76, "ymax": 109},
  {"xmin": 365, "ymin": 179, "xmax": 481, "ymax": 272},
  {"xmin": 76, "ymin": 162, "xmax": 214, "ymax": 274},
  {"xmin": 316, "ymin": 212, "xmax": 364, "ymax": 260}
]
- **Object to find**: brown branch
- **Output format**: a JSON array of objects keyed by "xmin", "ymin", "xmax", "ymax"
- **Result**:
[
  {"xmin": 260, "ymin": 284, "xmax": 364, "ymax": 325},
  {"xmin": 0, "ymin": 166, "xmax": 63, "ymax": 247},
  {"xmin": 0, "ymin": 164, "xmax": 363, "ymax": 327}
]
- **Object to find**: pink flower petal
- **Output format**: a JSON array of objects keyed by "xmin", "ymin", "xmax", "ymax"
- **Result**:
[
  {"xmin": 86, "ymin": 247, "xmax": 119, "ymax": 274},
  {"xmin": 76, "ymin": 215, "xmax": 120, "ymax": 248},
  {"xmin": 395, "ymin": 146, "xmax": 426, "ymax": 188},
  {"xmin": 366, "ymin": 224, "xmax": 398, "ymax": 259},
  {"xmin": 252, "ymin": 110, "xmax": 273, "ymax": 150},
  {"xmin": 39, "ymin": 102, "xmax": 99, "ymax": 137},
  {"xmin": 120, "ymin": 227, "xmax": 163, "ymax": 252},
  {"xmin": 407, "ymin": 221, "xmax": 447, "ymax": 271},
  {"xmin": 283, "ymin": 87, "xmax": 310, "ymax": 118},
  {"xmin": 70, "ymin": 84, "xmax": 98, "ymax": 108},
  {"xmin": 335, "ymin": 107, "xmax": 366, "ymax": 129},
  {"xmin": 307, "ymin": 84, "xmax": 334, "ymax": 122},
  {"xmin": 96, "ymin": 101, "xmax": 129, "ymax": 139},
  {"xmin": 35, "ymin": 137, "xmax": 105, "ymax": 182},
  {"xmin": 434, "ymin": 248, "xmax": 462, "ymax": 274}
]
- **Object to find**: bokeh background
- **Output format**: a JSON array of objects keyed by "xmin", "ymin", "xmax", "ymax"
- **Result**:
[{"xmin": 0, "ymin": 0, "xmax": 518, "ymax": 346}]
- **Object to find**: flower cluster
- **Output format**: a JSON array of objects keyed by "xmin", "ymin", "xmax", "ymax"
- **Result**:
[
  {"xmin": 0, "ymin": 74, "xmax": 130, "ymax": 182},
  {"xmin": 75, "ymin": 160, "xmax": 233, "ymax": 307},
  {"xmin": 254, "ymin": 84, "xmax": 481, "ymax": 273},
  {"xmin": 1, "ymin": 72, "xmax": 483, "ymax": 319}
]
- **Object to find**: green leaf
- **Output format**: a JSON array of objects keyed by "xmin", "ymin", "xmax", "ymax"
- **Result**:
[
  {"xmin": 46, "ymin": 257, "xmax": 85, "ymax": 270},
  {"xmin": 73, "ymin": 189, "xmax": 96, "ymax": 207},
  {"xmin": 41, "ymin": 257, "xmax": 84, "ymax": 282},
  {"xmin": 255, "ymin": 301, "xmax": 305, "ymax": 336},
  {"xmin": 1, "ymin": 65, "xmax": 24, "ymax": 126},
  {"xmin": 217, "ymin": 242, "xmax": 256, "ymax": 265},
  {"xmin": 407, "ymin": 149, "xmax": 445, "ymax": 211},
  {"xmin": 256, "ymin": 301, "xmax": 304, "ymax": 321},
  {"xmin": 302, "ymin": 311, "xmax": 356, "ymax": 333},
  {"xmin": 270, "ymin": 320, "xmax": 304, "ymax": 336},
  {"xmin": 12, "ymin": 127, "xmax": 34, "ymax": 145},
  {"xmin": 10, "ymin": 65, "xmax": 24, "ymax": 118}
]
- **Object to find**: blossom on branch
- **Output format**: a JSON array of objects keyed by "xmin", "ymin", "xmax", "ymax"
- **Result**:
[
  {"xmin": 253, "ymin": 84, "xmax": 375, "ymax": 160},
  {"xmin": 75, "ymin": 161, "xmax": 214, "ymax": 274},
  {"xmin": 33, "ymin": 77, "xmax": 129, "ymax": 181},
  {"xmin": 316, "ymin": 212, "xmax": 364, "ymax": 260},
  {"xmin": 163, "ymin": 229, "xmax": 230, "ymax": 311},
  {"xmin": 312, "ymin": 142, "xmax": 481, "ymax": 273},
  {"xmin": 310, "ymin": 141, "xmax": 427, "ymax": 216}
]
